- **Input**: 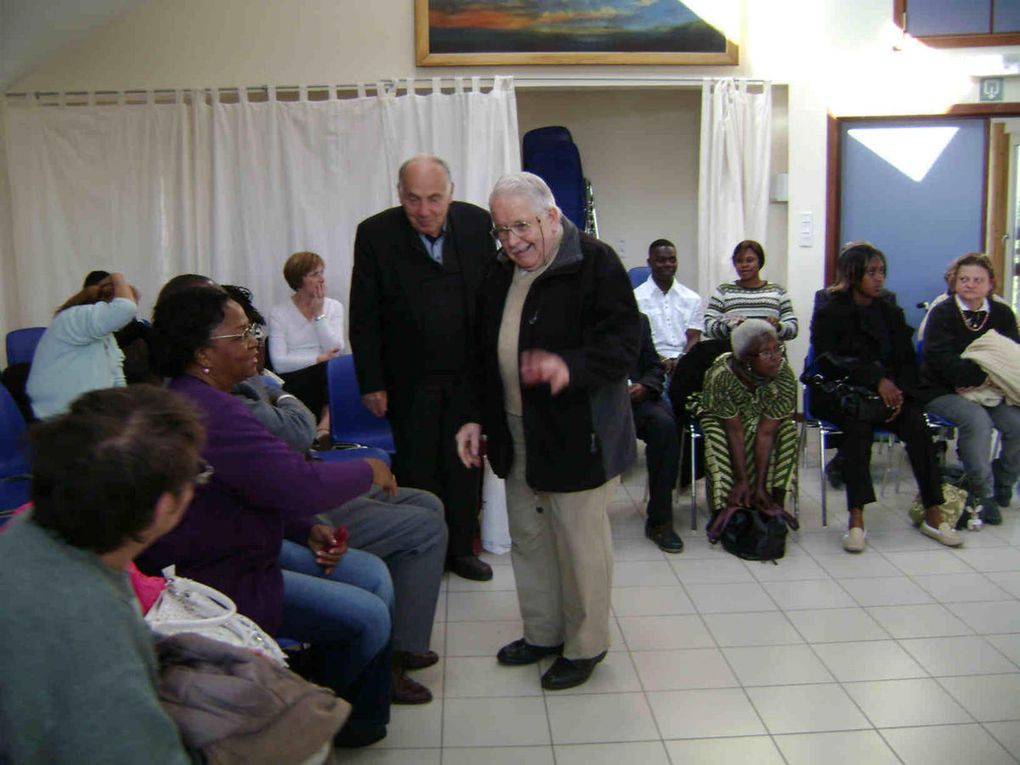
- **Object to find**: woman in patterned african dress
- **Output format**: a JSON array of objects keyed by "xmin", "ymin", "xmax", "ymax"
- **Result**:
[{"xmin": 694, "ymin": 319, "xmax": 798, "ymax": 524}]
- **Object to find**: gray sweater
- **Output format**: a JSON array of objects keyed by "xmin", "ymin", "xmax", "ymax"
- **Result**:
[{"xmin": 0, "ymin": 516, "xmax": 193, "ymax": 764}]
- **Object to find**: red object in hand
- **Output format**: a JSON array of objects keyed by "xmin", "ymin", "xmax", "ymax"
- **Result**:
[{"xmin": 333, "ymin": 525, "xmax": 349, "ymax": 547}]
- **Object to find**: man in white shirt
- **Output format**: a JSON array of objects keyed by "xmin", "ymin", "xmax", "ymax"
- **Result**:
[{"xmin": 633, "ymin": 239, "xmax": 704, "ymax": 376}]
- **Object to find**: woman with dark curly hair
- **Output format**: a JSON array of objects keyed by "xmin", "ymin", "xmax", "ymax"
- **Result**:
[{"xmin": 139, "ymin": 285, "xmax": 396, "ymax": 746}]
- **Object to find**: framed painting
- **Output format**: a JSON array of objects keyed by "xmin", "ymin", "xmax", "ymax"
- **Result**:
[{"xmin": 415, "ymin": 0, "xmax": 739, "ymax": 66}]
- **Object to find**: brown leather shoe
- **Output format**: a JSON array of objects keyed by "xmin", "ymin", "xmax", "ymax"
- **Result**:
[
  {"xmin": 397, "ymin": 649, "xmax": 439, "ymax": 670},
  {"xmin": 391, "ymin": 668, "xmax": 432, "ymax": 704}
]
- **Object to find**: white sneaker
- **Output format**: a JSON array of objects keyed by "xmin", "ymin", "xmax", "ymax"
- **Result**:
[
  {"xmin": 843, "ymin": 527, "xmax": 866, "ymax": 553},
  {"xmin": 920, "ymin": 521, "xmax": 963, "ymax": 547}
]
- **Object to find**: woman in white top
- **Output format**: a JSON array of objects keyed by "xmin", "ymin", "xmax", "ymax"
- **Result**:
[{"xmin": 268, "ymin": 251, "xmax": 344, "ymax": 445}]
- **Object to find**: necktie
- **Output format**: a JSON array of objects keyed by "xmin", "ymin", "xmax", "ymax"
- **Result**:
[{"xmin": 962, "ymin": 310, "xmax": 987, "ymax": 329}]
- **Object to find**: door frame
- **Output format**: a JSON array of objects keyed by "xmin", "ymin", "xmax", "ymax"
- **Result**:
[{"xmin": 825, "ymin": 102, "xmax": 1020, "ymax": 285}]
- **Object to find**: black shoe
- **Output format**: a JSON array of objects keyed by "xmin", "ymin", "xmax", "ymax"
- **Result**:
[
  {"xmin": 448, "ymin": 555, "xmax": 493, "ymax": 581},
  {"xmin": 645, "ymin": 522, "xmax": 684, "ymax": 554},
  {"xmin": 994, "ymin": 484, "xmax": 1013, "ymax": 508},
  {"xmin": 334, "ymin": 722, "xmax": 387, "ymax": 748},
  {"xmin": 497, "ymin": 638, "xmax": 564, "ymax": 666},
  {"xmin": 981, "ymin": 500, "xmax": 1003, "ymax": 526},
  {"xmin": 825, "ymin": 455, "xmax": 845, "ymax": 489},
  {"xmin": 540, "ymin": 652, "xmax": 607, "ymax": 691}
]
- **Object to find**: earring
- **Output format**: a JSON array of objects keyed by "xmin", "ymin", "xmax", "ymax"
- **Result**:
[{"xmin": 202, "ymin": 367, "xmax": 210, "ymax": 375}]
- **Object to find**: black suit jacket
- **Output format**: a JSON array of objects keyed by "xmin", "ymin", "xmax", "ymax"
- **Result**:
[
  {"xmin": 349, "ymin": 201, "xmax": 496, "ymax": 402},
  {"xmin": 631, "ymin": 313, "xmax": 665, "ymax": 399}
]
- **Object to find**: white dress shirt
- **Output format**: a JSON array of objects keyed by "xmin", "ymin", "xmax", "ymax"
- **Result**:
[{"xmin": 633, "ymin": 276, "xmax": 704, "ymax": 358}]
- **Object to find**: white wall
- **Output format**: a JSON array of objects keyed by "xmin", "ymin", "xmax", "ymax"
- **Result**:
[{"xmin": 4, "ymin": 0, "xmax": 1016, "ymax": 367}]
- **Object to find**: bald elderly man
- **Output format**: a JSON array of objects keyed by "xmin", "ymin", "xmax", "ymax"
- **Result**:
[{"xmin": 349, "ymin": 155, "xmax": 498, "ymax": 581}]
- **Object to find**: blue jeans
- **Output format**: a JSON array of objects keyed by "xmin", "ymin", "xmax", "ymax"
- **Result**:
[
  {"xmin": 926, "ymin": 394, "xmax": 1020, "ymax": 498},
  {"xmin": 278, "ymin": 540, "xmax": 393, "ymax": 727}
]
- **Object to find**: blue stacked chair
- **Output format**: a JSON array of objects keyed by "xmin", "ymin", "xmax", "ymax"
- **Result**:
[
  {"xmin": 326, "ymin": 355, "xmax": 396, "ymax": 456},
  {"xmin": 0, "ymin": 382, "xmax": 31, "ymax": 526},
  {"xmin": 522, "ymin": 126, "xmax": 588, "ymax": 232}
]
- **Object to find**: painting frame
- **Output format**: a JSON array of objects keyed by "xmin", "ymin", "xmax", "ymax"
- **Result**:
[{"xmin": 414, "ymin": 0, "xmax": 739, "ymax": 67}]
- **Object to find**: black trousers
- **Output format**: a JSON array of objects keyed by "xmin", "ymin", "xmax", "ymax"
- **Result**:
[
  {"xmin": 388, "ymin": 378, "xmax": 480, "ymax": 558},
  {"xmin": 280, "ymin": 361, "xmax": 329, "ymax": 420},
  {"xmin": 811, "ymin": 394, "xmax": 943, "ymax": 510},
  {"xmin": 633, "ymin": 398, "xmax": 679, "ymax": 527}
]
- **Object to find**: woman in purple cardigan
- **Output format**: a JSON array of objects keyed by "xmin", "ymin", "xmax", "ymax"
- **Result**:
[{"xmin": 140, "ymin": 286, "xmax": 394, "ymax": 748}]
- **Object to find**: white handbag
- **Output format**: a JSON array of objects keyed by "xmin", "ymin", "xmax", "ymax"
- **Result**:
[{"xmin": 144, "ymin": 567, "xmax": 288, "ymax": 665}]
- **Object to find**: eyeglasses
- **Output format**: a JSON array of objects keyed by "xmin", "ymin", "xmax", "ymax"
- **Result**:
[
  {"xmin": 209, "ymin": 323, "xmax": 265, "ymax": 342},
  {"xmin": 491, "ymin": 216, "xmax": 542, "ymax": 242},
  {"xmin": 194, "ymin": 460, "xmax": 214, "ymax": 485},
  {"xmin": 754, "ymin": 345, "xmax": 786, "ymax": 362}
]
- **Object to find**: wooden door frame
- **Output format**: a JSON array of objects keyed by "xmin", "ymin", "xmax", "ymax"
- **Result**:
[{"xmin": 825, "ymin": 103, "xmax": 1020, "ymax": 286}]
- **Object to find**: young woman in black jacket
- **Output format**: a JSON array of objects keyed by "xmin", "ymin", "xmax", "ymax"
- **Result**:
[{"xmin": 810, "ymin": 242, "xmax": 956, "ymax": 552}]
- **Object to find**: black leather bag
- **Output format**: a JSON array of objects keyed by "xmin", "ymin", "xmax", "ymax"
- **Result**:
[
  {"xmin": 708, "ymin": 506, "xmax": 787, "ymax": 563},
  {"xmin": 800, "ymin": 352, "xmax": 893, "ymax": 424}
]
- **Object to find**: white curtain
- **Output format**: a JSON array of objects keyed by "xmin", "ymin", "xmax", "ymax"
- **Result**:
[
  {"xmin": 0, "ymin": 77, "xmax": 519, "ymax": 357},
  {"xmin": 697, "ymin": 78, "xmax": 772, "ymax": 299}
]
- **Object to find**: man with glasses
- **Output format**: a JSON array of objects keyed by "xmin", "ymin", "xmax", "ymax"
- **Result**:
[{"xmin": 350, "ymin": 155, "xmax": 497, "ymax": 582}]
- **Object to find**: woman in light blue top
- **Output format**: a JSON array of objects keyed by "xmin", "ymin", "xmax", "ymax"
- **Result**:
[{"xmin": 27, "ymin": 272, "xmax": 137, "ymax": 419}]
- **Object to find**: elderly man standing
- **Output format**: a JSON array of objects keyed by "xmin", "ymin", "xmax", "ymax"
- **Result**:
[
  {"xmin": 350, "ymin": 155, "xmax": 497, "ymax": 582},
  {"xmin": 633, "ymin": 238, "xmax": 703, "ymax": 376},
  {"xmin": 456, "ymin": 172, "xmax": 640, "ymax": 690}
]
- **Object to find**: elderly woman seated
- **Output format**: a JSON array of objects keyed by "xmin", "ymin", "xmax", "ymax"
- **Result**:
[
  {"xmin": 920, "ymin": 252, "xmax": 1020, "ymax": 526},
  {"xmin": 693, "ymin": 319, "xmax": 798, "ymax": 525}
]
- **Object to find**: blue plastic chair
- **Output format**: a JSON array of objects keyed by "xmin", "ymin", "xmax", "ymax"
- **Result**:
[
  {"xmin": 5, "ymin": 327, "xmax": 46, "ymax": 367},
  {"xmin": 327, "ymin": 355, "xmax": 395, "ymax": 454},
  {"xmin": 313, "ymin": 444, "xmax": 391, "ymax": 467},
  {"xmin": 0, "ymin": 383, "xmax": 31, "ymax": 525},
  {"xmin": 628, "ymin": 266, "xmax": 651, "ymax": 290}
]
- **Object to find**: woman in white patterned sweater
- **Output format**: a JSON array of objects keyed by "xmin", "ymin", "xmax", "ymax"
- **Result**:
[{"xmin": 703, "ymin": 240, "xmax": 798, "ymax": 342}]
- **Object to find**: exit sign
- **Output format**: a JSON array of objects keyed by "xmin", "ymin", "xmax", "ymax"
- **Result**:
[{"xmin": 980, "ymin": 77, "xmax": 1004, "ymax": 102}]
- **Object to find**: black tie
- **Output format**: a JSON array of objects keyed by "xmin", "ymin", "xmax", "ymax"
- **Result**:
[{"xmin": 963, "ymin": 310, "xmax": 987, "ymax": 329}]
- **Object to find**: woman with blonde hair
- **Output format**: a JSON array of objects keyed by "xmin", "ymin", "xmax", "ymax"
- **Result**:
[{"xmin": 920, "ymin": 252, "xmax": 1020, "ymax": 526}]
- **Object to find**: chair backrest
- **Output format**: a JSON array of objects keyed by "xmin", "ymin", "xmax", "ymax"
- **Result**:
[
  {"xmin": 628, "ymin": 266, "xmax": 651, "ymax": 290},
  {"xmin": 521, "ymin": 126, "xmax": 574, "ymax": 159},
  {"xmin": 0, "ymin": 382, "xmax": 31, "ymax": 515},
  {"xmin": 5, "ymin": 327, "xmax": 46, "ymax": 367},
  {"xmin": 327, "ymin": 355, "xmax": 395, "ymax": 453},
  {"xmin": 801, "ymin": 345, "xmax": 817, "ymax": 422}
]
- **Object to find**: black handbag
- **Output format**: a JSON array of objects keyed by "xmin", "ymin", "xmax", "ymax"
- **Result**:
[
  {"xmin": 800, "ymin": 352, "xmax": 893, "ymax": 424},
  {"xmin": 707, "ymin": 506, "xmax": 787, "ymax": 563}
]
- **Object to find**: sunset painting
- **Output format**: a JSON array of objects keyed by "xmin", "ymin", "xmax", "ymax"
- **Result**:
[{"xmin": 415, "ymin": 0, "xmax": 738, "ymax": 66}]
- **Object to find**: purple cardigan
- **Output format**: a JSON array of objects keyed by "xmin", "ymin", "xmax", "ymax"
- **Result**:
[{"xmin": 139, "ymin": 376, "xmax": 373, "ymax": 634}]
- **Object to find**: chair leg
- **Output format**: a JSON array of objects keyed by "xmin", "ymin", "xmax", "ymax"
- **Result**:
[
  {"xmin": 819, "ymin": 428, "xmax": 828, "ymax": 527},
  {"xmin": 689, "ymin": 426, "xmax": 698, "ymax": 531}
]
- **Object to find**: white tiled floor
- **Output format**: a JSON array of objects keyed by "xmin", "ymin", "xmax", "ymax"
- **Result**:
[{"xmin": 343, "ymin": 443, "xmax": 1020, "ymax": 763}]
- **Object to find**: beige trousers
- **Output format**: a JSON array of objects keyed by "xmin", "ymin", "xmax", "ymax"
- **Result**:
[{"xmin": 504, "ymin": 414, "xmax": 616, "ymax": 659}]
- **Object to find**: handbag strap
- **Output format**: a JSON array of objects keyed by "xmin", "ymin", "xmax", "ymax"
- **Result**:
[{"xmin": 145, "ymin": 576, "xmax": 239, "ymax": 631}]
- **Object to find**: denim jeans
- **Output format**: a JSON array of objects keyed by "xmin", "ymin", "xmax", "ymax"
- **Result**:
[
  {"xmin": 926, "ymin": 394, "xmax": 1020, "ymax": 498},
  {"xmin": 278, "ymin": 540, "xmax": 393, "ymax": 727}
]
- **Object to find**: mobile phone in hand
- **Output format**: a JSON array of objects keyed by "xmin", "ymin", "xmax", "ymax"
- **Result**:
[{"xmin": 333, "ymin": 525, "xmax": 349, "ymax": 547}]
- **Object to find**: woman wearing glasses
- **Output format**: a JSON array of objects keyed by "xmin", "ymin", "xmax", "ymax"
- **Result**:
[
  {"xmin": 141, "ymin": 285, "xmax": 399, "ymax": 747},
  {"xmin": 268, "ymin": 251, "xmax": 345, "ymax": 447},
  {"xmin": 811, "ymin": 242, "xmax": 954, "ymax": 552},
  {"xmin": 694, "ymin": 319, "xmax": 798, "ymax": 523}
]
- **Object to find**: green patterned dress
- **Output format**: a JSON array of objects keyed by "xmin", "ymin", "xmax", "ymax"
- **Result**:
[{"xmin": 690, "ymin": 352, "xmax": 798, "ymax": 511}]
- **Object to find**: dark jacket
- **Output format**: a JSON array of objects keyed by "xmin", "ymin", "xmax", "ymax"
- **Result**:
[
  {"xmin": 631, "ymin": 313, "xmax": 665, "ymax": 399},
  {"xmin": 467, "ymin": 218, "xmax": 640, "ymax": 492},
  {"xmin": 919, "ymin": 297, "xmax": 1020, "ymax": 403},
  {"xmin": 809, "ymin": 289, "xmax": 920, "ymax": 397},
  {"xmin": 349, "ymin": 201, "xmax": 496, "ymax": 404}
]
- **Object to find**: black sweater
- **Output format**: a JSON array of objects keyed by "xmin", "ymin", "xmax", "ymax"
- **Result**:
[{"xmin": 918, "ymin": 297, "xmax": 1020, "ymax": 404}]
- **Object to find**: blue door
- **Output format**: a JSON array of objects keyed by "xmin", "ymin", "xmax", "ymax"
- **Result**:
[{"xmin": 840, "ymin": 117, "xmax": 987, "ymax": 328}]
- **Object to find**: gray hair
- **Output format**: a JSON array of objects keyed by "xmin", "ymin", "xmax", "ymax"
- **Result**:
[
  {"xmin": 489, "ymin": 171, "xmax": 558, "ymax": 215},
  {"xmin": 397, "ymin": 154, "xmax": 452, "ymax": 191},
  {"xmin": 731, "ymin": 319, "xmax": 777, "ymax": 360}
]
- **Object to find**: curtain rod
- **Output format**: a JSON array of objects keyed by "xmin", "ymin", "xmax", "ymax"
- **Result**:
[{"xmin": 6, "ymin": 74, "xmax": 769, "ymax": 100}]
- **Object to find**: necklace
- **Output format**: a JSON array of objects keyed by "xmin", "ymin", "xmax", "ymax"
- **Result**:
[{"xmin": 957, "ymin": 301, "xmax": 990, "ymax": 332}]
